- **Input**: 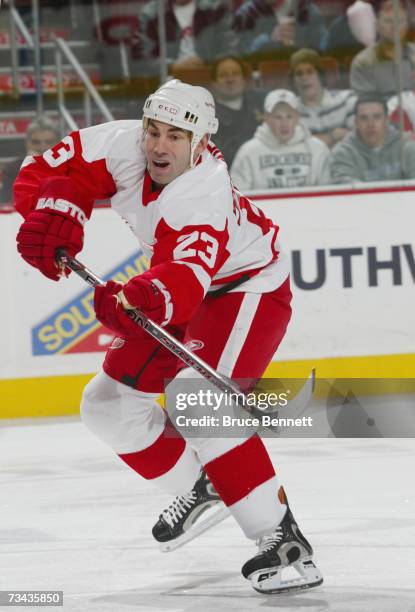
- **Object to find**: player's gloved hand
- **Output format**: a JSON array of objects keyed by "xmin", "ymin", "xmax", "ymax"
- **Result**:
[
  {"xmin": 16, "ymin": 177, "xmax": 87, "ymax": 281},
  {"xmin": 94, "ymin": 276, "xmax": 167, "ymax": 337},
  {"xmin": 123, "ymin": 274, "xmax": 167, "ymax": 324}
]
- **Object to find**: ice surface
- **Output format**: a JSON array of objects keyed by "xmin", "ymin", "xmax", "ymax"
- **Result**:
[{"xmin": 1, "ymin": 417, "xmax": 414, "ymax": 612}]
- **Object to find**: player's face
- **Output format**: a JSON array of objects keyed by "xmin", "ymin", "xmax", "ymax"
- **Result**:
[
  {"xmin": 145, "ymin": 120, "xmax": 204, "ymax": 186},
  {"xmin": 26, "ymin": 129, "xmax": 57, "ymax": 156},
  {"xmin": 293, "ymin": 63, "xmax": 322, "ymax": 100},
  {"xmin": 214, "ymin": 59, "xmax": 246, "ymax": 99},
  {"xmin": 266, "ymin": 103, "xmax": 299, "ymax": 143},
  {"xmin": 355, "ymin": 102, "xmax": 387, "ymax": 148}
]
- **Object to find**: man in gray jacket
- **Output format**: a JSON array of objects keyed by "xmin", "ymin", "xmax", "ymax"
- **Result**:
[
  {"xmin": 330, "ymin": 96, "xmax": 415, "ymax": 183},
  {"xmin": 350, "ymin": 0, "xmax": 415, "ymax": 99}
]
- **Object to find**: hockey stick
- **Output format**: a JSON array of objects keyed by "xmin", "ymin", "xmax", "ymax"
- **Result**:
[{"xmin": 56, "ymin": 250, "xmax": 315, "ymax": 423}]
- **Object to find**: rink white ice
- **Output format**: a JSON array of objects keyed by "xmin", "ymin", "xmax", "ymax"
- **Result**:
[{"xmin": 1, "ymin": 416, "xmax": 414, "ymax": 612}]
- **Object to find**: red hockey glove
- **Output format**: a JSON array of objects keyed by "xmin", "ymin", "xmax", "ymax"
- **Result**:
[
  {"xmin": 94, "ymin": 276, "xmax": 167, "ymax": 338},
  {"xmin": 16, "ymin": 177, "xmax": 88, "ymax": 281},
  {"xmin": 123, "ymin": 274, "xmax": 167, "ymax": 325},
  {"xmin": 94, "ymin": 281, "xmax": 138, "ymax": 337}
]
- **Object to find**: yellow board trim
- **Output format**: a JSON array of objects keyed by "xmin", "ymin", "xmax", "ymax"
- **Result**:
[
  {"xmin": 1, "ymin": 354, "xmax": 414, "ymax": 419},
  {"xmin": 265, "ymin": 353, "xmax": 415, "ymax": 379},
  {"xmin": 0, "ymin": 374, "xmax": 95, "ymax": 419}
]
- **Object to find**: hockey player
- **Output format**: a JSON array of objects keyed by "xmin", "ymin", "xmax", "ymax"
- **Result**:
[{"xmin": 14, "ymin": 80, "xmax": 323, "ymax": 594}]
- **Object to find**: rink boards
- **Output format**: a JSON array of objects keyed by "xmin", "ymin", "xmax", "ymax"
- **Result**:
[{"xmin": 1, "ymin": 182, "xmax": 414, "ymax": 417}]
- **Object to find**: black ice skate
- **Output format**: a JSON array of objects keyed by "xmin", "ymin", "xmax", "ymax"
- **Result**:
[
  {"xmin": 242, "ymin": 505, "xmax": 323, "ymax": 594},
  {"xmin": 152, "ymin": 470, "xmax": 231, "ymax": 552}
]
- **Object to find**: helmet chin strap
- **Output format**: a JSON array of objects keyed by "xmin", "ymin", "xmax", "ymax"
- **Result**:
[
  {"xmin": 190, "ymin": 133, "xmax": 209, "ymax": 168},
  {"xmin": 190, "ymin": 134, "xmax": 200, "ymax": 168}
]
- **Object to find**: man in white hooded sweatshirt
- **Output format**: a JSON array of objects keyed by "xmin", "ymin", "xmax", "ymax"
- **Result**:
[{"xmin": 231, "ymin": 89, "xmax": 330, "ymax": 191}]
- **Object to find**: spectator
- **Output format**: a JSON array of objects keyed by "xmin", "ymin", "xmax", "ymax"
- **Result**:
[
  {"xmin": 350, "ymin": 0, "xmax": 415, "ymax": 98},
  {"xmin": 326, "ymin": 0, "xmax": 375, "ymax": 56},
  {"xmin": 132, "ymin": 0, "xmax": 237, "ymax": 75},
  {"xmin": 291, "ymin": 48, "xmax": 357, "ymax": 148},
  {"xmin": 330, "ymin": 96, "xmax": 415, "ymax": 182},
  {"xmin": 211, "ymin": 56, "xmax": 265, "ymax": 165},
  {"xmin": 0, "ymin": 116, "xmax": 59, "ymax": 206},
  {"xmin": 231, "ymin": 89, "xmax": 330, "ymax": 190},
  {"xmin": 233, "ymin": 0, "xmax": 327, "ymax": 59}
]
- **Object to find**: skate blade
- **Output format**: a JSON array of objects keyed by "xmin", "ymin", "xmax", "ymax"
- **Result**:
[
  {"xmin": 250, "ymin": 557, "xmax": 323, "ymax": 594},
  {"xmin": 159, "ymin": 504, "xmax": 231, "ymax": 552}
]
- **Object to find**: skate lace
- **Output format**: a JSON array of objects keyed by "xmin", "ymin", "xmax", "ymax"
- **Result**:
[
  {"xmin": 161, "ymin": 491, "xmax": 197, "ymax": 528},
  {"xmin": 257, "ymin": 527, "xmax": 284, "ymax": 553}
]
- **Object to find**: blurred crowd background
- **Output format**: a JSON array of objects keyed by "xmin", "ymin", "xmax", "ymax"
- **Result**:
[{"xmin": 1, "ymin": 0, "xmax": 415, "ymax": 205}]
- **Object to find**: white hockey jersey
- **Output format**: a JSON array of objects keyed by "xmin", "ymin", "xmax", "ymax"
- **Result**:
[{"xmin": 14, "ymin": 120, "xmax": 289, "ymax": 324}]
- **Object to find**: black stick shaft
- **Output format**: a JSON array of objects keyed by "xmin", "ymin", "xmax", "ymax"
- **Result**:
[{"xmin": 57, "ymin": 250, "xmax": 254, "ymax": 405}]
